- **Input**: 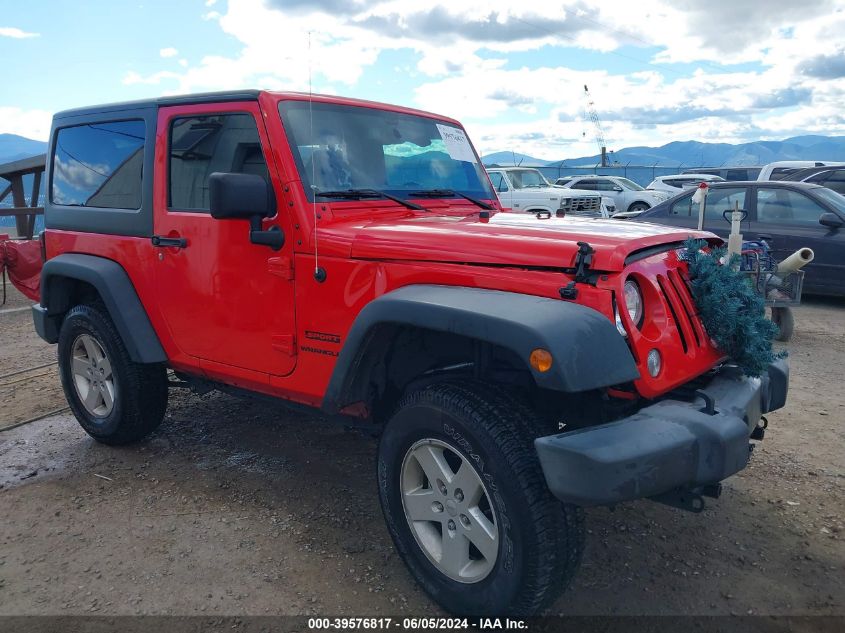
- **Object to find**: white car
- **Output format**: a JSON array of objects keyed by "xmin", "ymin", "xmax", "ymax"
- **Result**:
[
  {"xmin": 554, "ymin": 175, "xmax": 672, "ymax": 213},
  {"xmin": 757, "ymin": 160, "xmax": 845, "ymax": 181},
  {"xmin": 647, "ymin": 174, "xmax": 725, "ymax": 193},
  {"xmin": 486, "ymin": 167, "xmax": 610, "ymax": 217}
]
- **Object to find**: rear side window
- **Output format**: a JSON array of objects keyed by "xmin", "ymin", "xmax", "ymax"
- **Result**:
[
  {"xmin": 51, "ymin": 120, "xmax": 145, "ymax": 209},
  {"xmin": 168, "ymin": 113, "xmax": 268, "ymax": 211},
  {"xmin": 756, "ymin": 188, "xmax": 825, "ymax": 225}
]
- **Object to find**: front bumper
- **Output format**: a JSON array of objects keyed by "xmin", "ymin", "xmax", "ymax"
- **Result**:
[{"xmin": 534, "ymin": 359, "xmax": 788, "ymax": 506}]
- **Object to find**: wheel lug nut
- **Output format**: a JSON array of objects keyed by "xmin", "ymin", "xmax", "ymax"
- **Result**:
[
  {"xmin": 454, "ymin": 488, "xmax": 464, "ymax": 502},
  {"xmin": 432, "ymin": 501, "xmax": 443, "ymax": 513},
  {"xmin": 460, "ymin": 514, "xmax": 470, "ymax": 528},
  {"xmin": 447, "ymin": 519, "xmax": 456, "ymax": 531},
  {"xmin": 437, "ymin": 480, "xmax": 447, "ymax": 495}
]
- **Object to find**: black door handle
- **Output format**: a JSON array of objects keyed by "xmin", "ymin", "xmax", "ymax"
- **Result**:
[{"xmin": 151, "ymin": 235, "xmax": 187, "ymax": 248}]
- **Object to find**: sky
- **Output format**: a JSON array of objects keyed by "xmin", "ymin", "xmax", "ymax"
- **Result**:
[{"xmin": 2, "ymin": 0, "xmax": 845, "ymax": 160}]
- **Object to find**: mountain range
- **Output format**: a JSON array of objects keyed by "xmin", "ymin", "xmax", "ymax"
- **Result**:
[
  {"xmin": 0, "ymin": 134, "xmax": 48, "ymax": 164},
  {"xmin": 3, "ymin": 132, "xmax": 845, "ymax": 171},
  {"xmin": 482, "ymin": 135, "xmax": 845, "ymax": 168}
]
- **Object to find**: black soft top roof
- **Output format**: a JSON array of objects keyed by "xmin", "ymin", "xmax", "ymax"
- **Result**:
[{"xmin": 54, "ymin": 90, "xmax": 261, "ymax": 120}]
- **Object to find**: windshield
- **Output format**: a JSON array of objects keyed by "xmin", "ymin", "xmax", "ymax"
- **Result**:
[
  {"xmin": 814, "ymin": 187, "xmax": 845, "ymax": 213},
  {"xmin": 507, "ymin": 169, "xmax": 549, "ymax": 189},
  {"xmin": 278, "ymin": 100, "xmax": 494, "ymax": 202},
  {"xmin": 616, "ymin": 177, "xmax": 645, "ymax": 191}
]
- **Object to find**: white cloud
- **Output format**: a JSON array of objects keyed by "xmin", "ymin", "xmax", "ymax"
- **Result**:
[
  {"xmin": 205, "ymin": 0, "xmax": 218, "ymax": 5},
  {"xmin": 0, "ymin": 107, "xmax": 52, "ymax": 141},
  {"xmin": 117, "ymin": 0, "xmax": 845, "ymax": 156},
  {"xmin": 159, "ymin": 47, "xmax": 179, "ymax": 58},
  {"xmin": 0, "ymin": 26, "xmax": 39, "ymax": 38}
]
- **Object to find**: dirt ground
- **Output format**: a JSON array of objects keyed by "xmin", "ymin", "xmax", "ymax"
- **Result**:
[{"xmin": 0, "ymin": 283, "xmax": 843, "ymax": 619}]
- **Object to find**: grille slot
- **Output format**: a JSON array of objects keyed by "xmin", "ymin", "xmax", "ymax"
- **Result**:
[
  {"xmin": 657, "ymin": 276, "xmax": 688, "ymax": 353},
  {"xmin": 667, "ymin": 270, "xmax": 703, "ymax": 347}
]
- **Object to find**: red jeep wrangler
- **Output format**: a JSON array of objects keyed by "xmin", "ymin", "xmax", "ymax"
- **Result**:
[{"xmin": 32, "ymin": 90, "xmax": 788, "ymax": 616}]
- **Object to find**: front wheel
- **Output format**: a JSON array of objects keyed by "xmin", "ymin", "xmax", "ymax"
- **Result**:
[
  {"xmin": 627, "ymin": 201, "xmax": 650, "ymax": 213},
  {"xmin": 58, "ymin": 304, "xmax": 168, "ymax": 445},
  {"xmin": 377, "ymin": 382, "xmax": 584, "ymax": 616}
]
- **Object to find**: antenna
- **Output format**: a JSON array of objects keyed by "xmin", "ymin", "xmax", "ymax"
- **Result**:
[{"xmin": 308, "ymin": 31, "xmax": 326, "ymax": 283}]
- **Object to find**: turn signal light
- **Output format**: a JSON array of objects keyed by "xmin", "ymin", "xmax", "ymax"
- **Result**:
[{"xmin": 529, "ymin": 348, "xmax": 553, "ymax": 373}]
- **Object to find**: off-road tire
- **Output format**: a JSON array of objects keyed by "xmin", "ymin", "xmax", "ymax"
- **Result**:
[
  {"xmin": 377, "ymin": 381, "xmax": 584, "ymax": 616},
  {"xmin": 58, "ymin": 304, "xmax": 168, "ymax": 445}
]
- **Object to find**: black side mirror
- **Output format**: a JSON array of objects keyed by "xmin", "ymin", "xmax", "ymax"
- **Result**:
[
  {"xmin": 209, "ymin": 172, "xmax": 283, "ymax": 250},
  {"xmin": 819, "ymin": 212, "xmax": 844, "ymax": 229},
  {"xmin": 613, "ymin": 186, "xmax": 623, "ymax": 192},
  {"xmin": 209, "ymin": 172, "xmax": 273, "ymax": 219}
]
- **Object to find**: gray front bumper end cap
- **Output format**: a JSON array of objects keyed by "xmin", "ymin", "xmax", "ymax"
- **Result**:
[{"xmin": 534, "ymin": 359, "xmax": 789, "ymax": 507}]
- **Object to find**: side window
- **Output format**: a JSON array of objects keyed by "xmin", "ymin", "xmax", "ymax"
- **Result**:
[
  {"xmin": 489, "ymin": 172, "xmax": 508, "ymax": 192},
  {"xmin": 669, "ymin": 193, "xmax": 695, "ymax": 216},
  {"xmin": 595, "ymin": 179, "xmax": 617, "ymax": 191},
  {"xmin": 756, "ymin": 188, "xmax": 826, "ymax": 225},
  {"xmin": 726, "ymin": 169, "xmax": 747, "ymax": 181},
  {"xmin": 706, "ymin": 187, "xmax": 747, "ymax": 218},
  {"xmin": 823, "ymin": 170, "xmax": 845, "ymax": 195},
  {"xmin": 51, "ymin": 119, "xmax": 145, "ymax": 209},
  {"xmin": 575, "ymin": 180, "xmax": 597, "ymax": 190},
  {"xmin": 669, "ymin": 187, "xmax": 747, "ymax": 217},
  {"xmin": 169, "ymin": 113, "xmax": 268, "ymax": 211}
]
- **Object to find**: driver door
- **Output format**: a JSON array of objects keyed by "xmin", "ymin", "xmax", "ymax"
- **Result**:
[{"xmin": 152, "ymin": 101, "xmax": 297, "ymax": 383}]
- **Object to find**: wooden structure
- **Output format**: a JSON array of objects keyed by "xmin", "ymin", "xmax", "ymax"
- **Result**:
[{"xmin": 0, "ymin": 154, "xmax": 46, "ymax": 240}]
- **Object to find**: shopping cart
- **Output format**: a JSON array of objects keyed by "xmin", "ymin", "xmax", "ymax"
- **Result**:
[{"xmin": 740, "ymin": 239, "xmax": 804, "ymax": 341}]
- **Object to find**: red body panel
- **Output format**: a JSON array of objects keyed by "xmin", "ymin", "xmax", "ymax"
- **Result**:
[{"xmin": 45, "ymin": 90, "xmax": 725, "ymax": 408}]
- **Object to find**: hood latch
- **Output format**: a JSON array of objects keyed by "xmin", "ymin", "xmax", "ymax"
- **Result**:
[{"xmin": 574, "ymin": 241, "xmax": 595, "ymax": 283}]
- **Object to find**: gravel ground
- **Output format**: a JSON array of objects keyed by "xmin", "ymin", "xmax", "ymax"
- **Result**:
[{"xmin": 0, "ymin": 285, "xmax": 843, "ymax": 619}]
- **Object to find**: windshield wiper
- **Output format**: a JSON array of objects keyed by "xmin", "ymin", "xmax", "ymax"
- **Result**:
[
  {"xmin": 314, "ymin": 188, "xmax": 427, "ymax": 211},
  {"xmin": 408, "ymin": 189, "xmax": 494, "ymax": 210}
]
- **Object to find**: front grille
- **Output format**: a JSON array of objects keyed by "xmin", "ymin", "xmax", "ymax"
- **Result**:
[
  {"xmin": 561, "ymin": 196, "xmax": 602, "ymax": 216},
  {"xmin": 656, "ymin": 269, "xmax": 707, "ymax": 355}
]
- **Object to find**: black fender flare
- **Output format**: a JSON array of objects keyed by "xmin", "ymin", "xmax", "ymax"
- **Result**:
[
  {"xmin": 37, "ymin": 253, "xmax": 167, "ymax": 363},
  {"xmin": 322, "ymin": 284, "xmax": 639, "ymax": 414}
]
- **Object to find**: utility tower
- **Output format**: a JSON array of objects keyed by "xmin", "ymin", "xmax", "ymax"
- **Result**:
[{"xmin": 583, "ymin": 84, "xmax": 609, "ymax": 167}]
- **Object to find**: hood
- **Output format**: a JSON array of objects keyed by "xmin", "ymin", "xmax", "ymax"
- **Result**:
[{"xmin": 343, "ymin": 211, "xmax": 713, "ymax": 271}]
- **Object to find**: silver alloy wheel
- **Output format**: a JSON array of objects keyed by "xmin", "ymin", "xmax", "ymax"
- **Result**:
[
  {"xmin": 400, "ymin": 438, "xmax": 499, "ymax": 583},
  {"xmin": 70, "ymin": 334, "xmax": 116, "ymax": 417}
]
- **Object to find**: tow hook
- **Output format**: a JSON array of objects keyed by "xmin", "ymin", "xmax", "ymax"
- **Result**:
[
  {"xmin": 695, "ymin": 390, "xmax": 718, "ymax": 415},
  {"xmin": 751, "ymin": 415, "xmax": 768, "ymax": 440}
]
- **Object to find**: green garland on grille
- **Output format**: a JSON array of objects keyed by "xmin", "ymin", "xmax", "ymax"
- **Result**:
[{"xmin": 682, "ymin": 238, "xmax": 785, "ymax": 377}]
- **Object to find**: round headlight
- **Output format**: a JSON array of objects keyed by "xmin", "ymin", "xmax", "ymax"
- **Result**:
[{"xmin": 623, "ymin": 279, "xmax": 643, "ymax": 327}]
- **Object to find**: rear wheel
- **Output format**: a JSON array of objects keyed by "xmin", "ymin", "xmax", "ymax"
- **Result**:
[
  {"xmin": 58, "ymin": 304, "xmax": 168, "ymax": 445},
  {"xmin": 377, "ymin": 382, "xmax": 584, "ymax": 616}
]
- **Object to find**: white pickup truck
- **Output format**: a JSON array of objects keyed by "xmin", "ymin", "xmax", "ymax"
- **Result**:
[{"xmin": 486, "ymin": 167, "xmax": 613, "ymax": 217}]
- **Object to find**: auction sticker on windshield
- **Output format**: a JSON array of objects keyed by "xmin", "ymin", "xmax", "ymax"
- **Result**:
[{"xmin": 436, "ymin": 124, "xmax": 477, "ymax": 163}]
